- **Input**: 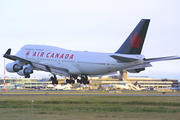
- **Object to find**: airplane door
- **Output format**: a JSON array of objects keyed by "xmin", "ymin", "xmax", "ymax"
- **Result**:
[
  {"xmin": 36, "ymin": 57, "xmax": 40, "ymax": 63},
  {"xmin": 57, "ymin": 59, "xmax": 61, "ymax": 67},
  {"xmin": 107, "ymin": 60, "xmax": 111, "ymax": 72},
  {"xmin": 76, "ymin": 58, "xmax": 80, "ymax": 66},
  {"xmin": 36, "ymin": 51, "xmax": 41, "ymax": 63}
]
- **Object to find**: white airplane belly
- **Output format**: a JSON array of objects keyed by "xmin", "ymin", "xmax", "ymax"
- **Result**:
[
  {"xmin": 76, "ymin": 63, "xmax": 108, "ymax": 75},
  {"xmin": 75, "ymin": 62, "xmax": 130, "ymax": 75},
  {"xmin": 77, "ymin": 61, "xmax": 142, "ymax": 75}
]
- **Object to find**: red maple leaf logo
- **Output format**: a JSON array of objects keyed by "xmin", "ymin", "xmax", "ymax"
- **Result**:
[
  {"xmin": 26, "ymin": 50, "xmax": 30, "ymax": 57},
  {"xmin": 130, "ymin": 32, "xmax": 142, "ymax": 48}
]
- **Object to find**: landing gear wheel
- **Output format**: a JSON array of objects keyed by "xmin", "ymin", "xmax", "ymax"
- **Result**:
[
  {"xmin": 25, "ymin": 74, "xmax": 30, "ymax": 78},
  {"xmin": 76, "ymin": 75, "xmax": 89, "ymax": 84},
  {"xmin": 65, "ymin": 75, "xmax": 89, "ymax": 84},
  {"xmin": 66, "ymin": 79, "xmax": 75, "ymax": 84},
  {"xmin": 51, "ymin": 75, "xmax": 58, "ymax": 85}
]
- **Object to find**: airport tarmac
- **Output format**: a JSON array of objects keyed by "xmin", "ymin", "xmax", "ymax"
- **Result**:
[{"xmin": 0, "ymin": 91, "xmax": 180, "ymax": 96}]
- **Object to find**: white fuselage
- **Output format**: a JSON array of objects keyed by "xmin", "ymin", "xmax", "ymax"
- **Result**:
[{"xmin": 15, "ymin": 45, "xmax": 144, "ymax": 76}]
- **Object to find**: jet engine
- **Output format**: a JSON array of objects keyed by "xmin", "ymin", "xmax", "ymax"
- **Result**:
[
  {"xmin": 6, "ymin": 62, "xmax": 23, "ymax": 72},
  {"xmin": 17, "ymin": 64, "xmax": 33, "ymax": 78},
  {"xmin": 127, "ymin": 68, "xmax": 145, "ymax": 73}
]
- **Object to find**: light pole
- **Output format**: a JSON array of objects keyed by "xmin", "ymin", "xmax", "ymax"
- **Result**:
[
  {"xmin": 30, "ymin": 100, "xmax": 34, "ymax": 120},
  {"xmin": 4, "ymin": 58, "xmax": 5, "ymax": 92}
]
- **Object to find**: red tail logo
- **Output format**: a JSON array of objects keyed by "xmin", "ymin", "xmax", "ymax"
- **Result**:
[{"xmin": 130, "ymin": 32, "xmax": 142, "ymax": 48}]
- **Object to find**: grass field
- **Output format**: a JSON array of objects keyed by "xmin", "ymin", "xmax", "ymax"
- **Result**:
[{"xmin": 0, "ymin": 95, "xmax": 180, "ymax": 120}]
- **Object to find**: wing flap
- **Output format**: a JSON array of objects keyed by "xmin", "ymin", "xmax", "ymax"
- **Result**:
[
  {"xmin": 31, "ymin": 62, "xmax": 69, "ymax": 77},
  {"xmin": 50, "ymin": 68, "xmax": 69, "ymax": 77},
  {"xmin": 31, "ymin": 62, "xmax": 48, "ymax": 71}
]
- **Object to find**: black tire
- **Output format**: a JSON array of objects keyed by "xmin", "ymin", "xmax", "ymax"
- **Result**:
[
  {"xmin": 82, "ymin": 80, "xmax": 86, "ymax": 84},
  {"xmin": 72, "ymin": 80, "xmax": 75, "ymax": 84},
  {"xmin": 52, "ymin": 80, "xmax": 55, "ymax": 85},
  {"xmin": 87, "ymin": 81, "xmax": 89, "ymax": 84},
  {"xmin": 50, "ymin": 77, "xmax": 54, "ymax": 81},
  {"xmin": 25, "ymin": 74, "xmax": 30, "ymax": 78},
  {"xmin": 66, "ymin": 79, "xmax": 69, "ymax": 83},
  {"xmin": 56, "ymin": 80, "xmax": 58, "ymax": 85}
]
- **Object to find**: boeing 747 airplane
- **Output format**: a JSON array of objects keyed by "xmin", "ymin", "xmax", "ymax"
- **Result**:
[{"xmin": 3, "ymin": 19, "xmax": 180, "ymax": 85}]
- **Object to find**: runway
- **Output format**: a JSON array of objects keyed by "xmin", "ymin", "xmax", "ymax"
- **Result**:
[{"xmin": 1, "ymin": 92, "xmax": 180, "ymax": 96}]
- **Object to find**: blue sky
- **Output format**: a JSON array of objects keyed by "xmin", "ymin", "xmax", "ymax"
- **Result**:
[{"xmin": 0, "ymin": 0, "xmax": 180, "ymax": 80}]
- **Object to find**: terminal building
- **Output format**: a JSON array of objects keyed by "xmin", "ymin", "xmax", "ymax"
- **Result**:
[
  {"xmin": 0, "ymin": 71, "xmax": 179, "ymax": 90},
  {"xmin": 122, "ymin": 70, "xmax": 179, "ymax": 89}
]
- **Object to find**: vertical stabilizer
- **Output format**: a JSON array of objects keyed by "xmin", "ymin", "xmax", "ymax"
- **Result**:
[{"xmin": 115, "ymin": 19, "xmax": 150, "ymax": 54}]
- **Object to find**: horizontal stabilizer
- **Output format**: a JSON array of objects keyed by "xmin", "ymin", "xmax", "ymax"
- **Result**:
[
  {"xmin": 110, "ymin": 55, "xmax": 138, "ymax": 62},
  {"xmin": 145, "ymin": 56, "xmax": 180, "ymax": 63}
]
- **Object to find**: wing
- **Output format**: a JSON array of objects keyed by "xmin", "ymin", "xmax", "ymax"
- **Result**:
[
  {"xmin": 4, "ymin": 49, "xmax": 29, "ymax": 62},
  {"xmin": 3, "ymin": 49, "xmax": 69, "ymax": 77},
  {"xmin": 30, "ymin": 62, "xmax": 69, "ymax": 77}
]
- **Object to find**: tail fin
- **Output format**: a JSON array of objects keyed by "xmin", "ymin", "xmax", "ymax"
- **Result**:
[{"xmin": 115, "ymin": 19, "xmax": 150, "ymax": 54}]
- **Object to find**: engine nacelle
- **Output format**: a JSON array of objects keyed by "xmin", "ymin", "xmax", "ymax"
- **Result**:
[
  {"xmin": 127, "ymin": 68, "xmax": 145, "ymax": 73},
  {"xmin": 17, "ymin": 64, "xmax": 33, "ymax": 77},
  {"xmin": 6, "ymin": 62, "xmax": 23, "ymax": 72}
]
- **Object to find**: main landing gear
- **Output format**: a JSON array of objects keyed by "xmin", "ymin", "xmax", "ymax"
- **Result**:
[
  {"xmin": 66, "ymin": 75, "xmax": 75, "ymax": 84},
  {"xmin": 51, "ymin": 75, "xmax": 58, "ymax": 85},
  {"xmin": 66, "ymin": 75, "xmax": 89, "ymax": 84},
  {"xmin": 50, "ymin": 74, "xmax": 89, "ymax": 85}
]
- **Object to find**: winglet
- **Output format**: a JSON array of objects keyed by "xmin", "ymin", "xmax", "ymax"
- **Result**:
[
  {"xmin": 3, "ymin": 48, "xmax": 16, "ymax": 61},
  {"xmin": 5, "ymin": 49, "xmax": 11, "ymax": 55}
]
